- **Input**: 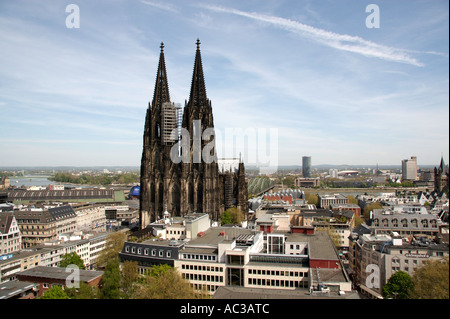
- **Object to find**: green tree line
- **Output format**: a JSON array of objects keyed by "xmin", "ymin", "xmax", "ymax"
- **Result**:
[{"xmin": 49, "ymin": 172, "xmax": 139, "ymax": 186}]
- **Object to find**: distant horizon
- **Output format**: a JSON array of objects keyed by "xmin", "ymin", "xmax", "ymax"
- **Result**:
[
  {"xmin": 0, "ymin": 162, "xmax": 446, "ymax": 170},
  {"xmin": 0, "ymin": 1, "xmax": 448, "ymax": 167}
]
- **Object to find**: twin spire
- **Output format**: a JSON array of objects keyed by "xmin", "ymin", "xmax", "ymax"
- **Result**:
[
  {"xmin": 152, "ymin": 41, "xmax": 170, "ymax": 108},
  {"xmin": 151, "ymin": 39, "xmax": 207, "ymax": 110}
]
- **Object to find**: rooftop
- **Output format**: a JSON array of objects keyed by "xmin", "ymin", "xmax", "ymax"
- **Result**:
[
  {"xmin": 213, "ymin": 286, "xmax": 361, "ymax": 299},
  {"xmin": 186, "ymin": 226, "xmax": 255, "ymax": 247},
  {"xmin": 286, "ymin": 231, "xmax": 339, "ymax": 261},
  {"xmin": 16, "ymin": 266, "xmax": 103, "ymax": 283},
  {"xmin": 0, "ymin": 280, "xmax": 38, "ymax": 299}
]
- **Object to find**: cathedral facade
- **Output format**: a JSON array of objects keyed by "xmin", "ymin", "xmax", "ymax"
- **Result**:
[{"xmin": 139, "ymin": 40, "xmax": 248, "ymax": 229}]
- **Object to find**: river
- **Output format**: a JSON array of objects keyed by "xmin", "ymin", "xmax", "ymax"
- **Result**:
[{"xmin": 9, "ymin": 176, "xmax": 90, "ymax": 189}]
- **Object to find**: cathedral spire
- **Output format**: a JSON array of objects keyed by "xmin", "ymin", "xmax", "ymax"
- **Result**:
[
  {"xmin": 152, "ymin": 41, "xmax": 170, "ymax": 108},
  {"xmin": 188, "ymin": 38, "xmax": 208, "ymax": 109},
  {"xmin": 439, "ymin": 154, "xmax": 446, "ymax": 174}
]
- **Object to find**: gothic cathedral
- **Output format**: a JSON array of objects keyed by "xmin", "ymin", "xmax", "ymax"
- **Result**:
[{"xmin": 139, "ymin": 40, "xmax": 248, "ymax": 229}]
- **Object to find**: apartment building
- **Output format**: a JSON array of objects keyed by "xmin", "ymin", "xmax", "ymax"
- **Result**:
[
  {"xmin": 0, "ymin": 232, "xmax": 107, "ymax": 283},
  {"xmin": 349, "ymin": 232, "xmax": 449, "ymax": 299},
  {"xmin": 14, "ymin": 205, "xmax": 77, "ymax": 248},
  {"xmin": 367, "ymin": 209, "xmax": 441, "ymax": 239},
  {"xmin": 318, "ymin": 194, "xmax": 349, "ymax": 209},
  {"xmin": 72, "ymin": 203, "xmax": 107, "ymax": 232},
  {"xmin": 0, "ymin": 212, "xmax": 22, "ymax": 255}
]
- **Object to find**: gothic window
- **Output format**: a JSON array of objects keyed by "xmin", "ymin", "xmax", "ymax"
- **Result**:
[
  {"xmin": 150, "ymin": 183, "xmax": 155, "ymax": 204},
  {"xmin": 158, "ymin": 182, "xmax": 164, "ymax": 213},
  {"xmin": 172, "ymin": 184, "xmax": 180, "ymax": 215},
  {"xmin": 188, "ymin": 183, "xmax": 194, "ymax": 207},
  {"xmin": 156, "ymin": 123, "xmax": 161, "ymax": 138},
  {"xmin": 197, "ymin": 182, "xmax": 203, "ymax": 211}
]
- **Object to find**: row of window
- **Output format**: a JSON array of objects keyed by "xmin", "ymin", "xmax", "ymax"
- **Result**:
[
  {"xmin": 191, "ymin": 283, "xmax": 220, "ymax": 293},
  {"xmin": 182, "ymin": 273, "xmax": 224, "ymax": 283},
  {"xmin": 124, "ymin": 246, "xmax": 172, "ymax": 258},
  {"xmin": 248, "ymin": 269, "xmax": 308, "ymax": 277},
  {"xmin": 181, "ymin": 264, "xmax": 224, "ymax": 272},
  {"xmin": 373, "ymin": 218, "xmax": 437, "ymax": 228},
  {"xmin": 167, "ymin": 230, "xmax": 185, "ymax": 235},
  {"xmin": 181, "ymin": 253, "xmax": 216, "ymax": 261},
  {"xmin": 247, "ymin": 277, "xmax": 308, "ymax": 288}
]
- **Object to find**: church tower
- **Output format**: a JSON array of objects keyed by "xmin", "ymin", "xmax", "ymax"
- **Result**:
[
  {"xmin": 434, "ymin": 155, "xmax": 449, "ymax": 194},
  {"xmin": 140, "ymin": 42, "xmax": 181, "ymax": 228},
  {"xmin": 139, "ymin": 40, "xmax": 248, "ymax": 229},
  {"xmin": 181, "ymin": 39, "xmax": 220, "ymax": 220}
]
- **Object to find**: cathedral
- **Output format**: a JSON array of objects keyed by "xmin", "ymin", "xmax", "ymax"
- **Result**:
[{"xmin": 139, "ymin": 40, "xmax": 248, "ymax": 229}]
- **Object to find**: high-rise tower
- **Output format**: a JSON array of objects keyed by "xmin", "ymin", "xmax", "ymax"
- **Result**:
[{"xmin": 302, "ymin": 156, "xmax": 311, "ymax": 178}]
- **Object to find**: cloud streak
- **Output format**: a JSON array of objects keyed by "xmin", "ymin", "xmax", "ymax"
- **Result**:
[
  {"xmin": 202, "ymin": 5, "xmax": 425, "ymax": 67},
  {"xmin": 140, "ymin": 0, "xmax": 179, "ymax": 13}
]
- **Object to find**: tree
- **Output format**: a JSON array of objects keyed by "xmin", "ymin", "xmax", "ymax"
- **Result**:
[
  {"xmin": 120, "ymin": 260, "xmax": 139, "ymax": 299},
  {"xmin": 354, "ymin": 215, "xmax": 364, "ymax": 227},
  {"xmin": 59, "ymin": 252, "xmax": 85, "ymax": 270},
  {"xmin": 306, "ymin": 193, "xmax": 318, "ymax": 205},
  {"xmin": 382, "ymin": 271, "xmax": 413, "ymax": 299},
  {"xmin": 221, "ymin": 207, "xmax": 243, "ymax": 225},
  {"xmin": 347, "ymin": 195, "xmax": 358, "ymax": 205},
  {"xmin": 97, "ymin": 231, "xmax": 127, "ymax": 267},
  {"xmin": 363, "ymin": 202, "xmax": 383, "ymax": 219},
  {"xmin": 66, "ymin": 281, "xmax": 98, "ymax": 299},
  {"xmin": 132, "ymin": 265, "xmax": 208, "ymax": 299},
  {"xmin": 39, "ymin": 285, "xmax": 69, "ymax": 299},
  {"xmin": 99, "ymin": 256, "xmax": 121, "ymax": 299},
  {"xmin": 220, "ymin": 211, "xmax": 232, "ymax": 225},
  {"xmin": 97, "ymin": 232, "xmax": 126, "ymax": 299},
  {"xmin": 282, "ymin": 176, "xmax": 295, "ymax": 188},
  {"xmin": 410, "ymin": 258, "xmax": 449, "ymax": 299}
]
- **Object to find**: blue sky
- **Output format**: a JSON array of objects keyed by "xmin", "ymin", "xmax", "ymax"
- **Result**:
[{"xmin": 0, "ymin": 0, "xmax": 448, "ymax": 168}]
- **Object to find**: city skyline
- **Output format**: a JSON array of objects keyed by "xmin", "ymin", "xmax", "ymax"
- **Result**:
[{"xmin": 0, "ymin": 1, "xmax": 448, "ymax": 167}]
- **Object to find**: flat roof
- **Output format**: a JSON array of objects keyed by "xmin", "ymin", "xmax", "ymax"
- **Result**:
[
  {"xmin": 0, "ymin": 280, "xmax": 38, "ymax": 299},
  {"xmin": 17, "ymin": 266, "xmax": 103, "ymax": 283},
  {"xmin": 186, "ymin": 227, "xmax": 255, "ymax": 247},
  {"xmin": 135, "ymin": 239, "xmax": 185, "ymax": 247},
  {"xmin": 286, "ymin": 231, "xmax": 339, "ymax": 261}
]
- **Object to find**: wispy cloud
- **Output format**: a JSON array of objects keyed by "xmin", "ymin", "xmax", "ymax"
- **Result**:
[
  {"xmin": 140, "ymin": 0, "xmax": 179, "ymax": 13},
  {"xmin": 202, "ymin": 5, "xmax": 425, "ymax": 67}
]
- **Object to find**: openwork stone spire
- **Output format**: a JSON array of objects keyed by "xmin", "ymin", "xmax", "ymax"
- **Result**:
[
  {"xmin": 188, "ymin": 38, "xmax": 208, "ymax": 109},
  {"xmin": 152, "ymin": 41, "xmax": 171, "ymax": 108}
]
